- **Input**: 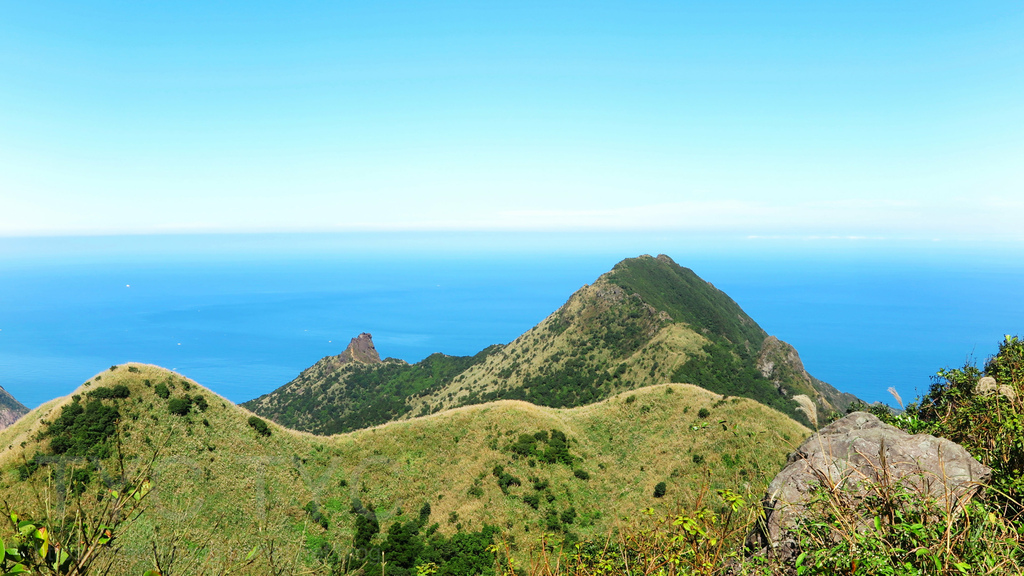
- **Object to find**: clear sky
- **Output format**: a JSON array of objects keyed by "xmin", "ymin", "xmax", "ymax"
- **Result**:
[{"xmin": 1, "ymin": 1, "xmax": 1022, "ymax": 242}]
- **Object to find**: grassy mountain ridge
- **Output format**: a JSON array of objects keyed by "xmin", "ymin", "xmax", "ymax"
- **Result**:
[
  {"xmin": 248, "ymin": 254, "xmax": 855, "ymax": 434},
  {"xmin": 243, "ymin": 340, "xmax": 501, "ymax": 434},
  {"xmin": 0, "ymin": 363, "xmax": 810, "ymax": 575}
]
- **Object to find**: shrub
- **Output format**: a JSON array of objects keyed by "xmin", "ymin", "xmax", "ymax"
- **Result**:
[
  {"xmin": 496, "ymin": 472, "xmax": 522, "ymax": 494},
  {"xmin": 697, "ymin": 407, "xmax": 710, "ymax": 419},
  {"xmin": 247, "ymin": 416, "xmax": 271, "ymax": 437},
  {"xmin": 154, "ymin": 383, "xmax": 170, "ymax": 399},
  {"xmin": 542, "ymin": 487, "xmax": 752, "ymax": 574},
  {"xmin": 692, "ymin": 454, "xmax": 705, "ymax": 465},
  {"xmin": 17, "ymin": 454, "xmax": 43, "ymax": 480},
  {"xmin": 545, "ymin": 509, "xmax": 562, "ymax": 531},
  {"xmin": 883, "ymin": 335, "xmax": 1024, "ymax": 519},
  {"xmin": 168, "ymin": 397, "xmax": 191, "ymax": 416},
  {"xmin": 792, "ymin": 476, "xmax": 1021, "ymax": 575},
  {"xmin": 573, "ymin": 469, "xmax": 590, "ymax": 481},
  {"xmin": 46, "ymin": 399, "xmax": 120, "ymax": 458},
  {"xmin": 192, "ymin": 395, "xmax": 209, "ymax": 412},
  {"xmin": 303, "ymin": 500, "xmax": 329, "ymax": 530},
  {"xmin": 88, "ymin": 385, "xmax": 130, "ymax": 399},
  {"xmin": 523, "ymin": 494, "xmax": 540, "ymax": 509},
  {"xmin": 542, "ymin": 429, "xmax": 575, "ymax": 465},
  {"xmin": 69, "ymin": 468, "xmax": 92, "ymax": 497},
  {"xmin": 654, "ymin": 481, "xmax": 667, "ymax": 498},
  {"xmin": 560, "ymin": 507, "xmax": 577, "ymax": 524},
  {"xmin": 510, "ymin": 433, "xmax": 539, "ymax": 458}
]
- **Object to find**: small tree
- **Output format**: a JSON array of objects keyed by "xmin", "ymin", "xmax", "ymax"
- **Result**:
[
  {"xmin": 653, "ymin": 481, "xmax": 667, "ymax": 498},
  {"xmin": 247, "ymin": 416, "xmax": 271, "ymax": 437}
]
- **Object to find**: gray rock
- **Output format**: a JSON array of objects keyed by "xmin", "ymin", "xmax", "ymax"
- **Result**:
[{"xmin": 748, "ymin": 412, "xmax": 991, "ymax": 562}]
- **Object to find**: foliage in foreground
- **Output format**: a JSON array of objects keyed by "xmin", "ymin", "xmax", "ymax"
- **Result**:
[
  {"xmin": 519, "ymin": 337, "xmax": 1024, "ymax": 576},
  {"xmin": 875, "ymin": 335, "xmax": 1024, "ymax": 520},
  {"xmin": 6, "ymin": 335, "xmax": 1024, "ymax": 575},
  {"xmin": 516, "ymin": 479, "xmax": 1023, "ymax": 576}
]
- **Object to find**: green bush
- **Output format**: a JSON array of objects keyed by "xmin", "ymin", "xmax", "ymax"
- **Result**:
[
  {"xmin": 496, "ymin": 472, "xmax": 522, "ymax": 494},
  {"xmin": 303, "ymin": 500, "xmax": 329, "ymax": 530},
  {"xmin": 46, "ymin": 399, "xmax": 120, "ymax": 458},
  {"xmin": 247, "ymin": 416, "xmax": 271, "ymax": 437},
  {"xmin": 154, "ymin": 383, "xmax": 170, "ymax": 399},
  {"xmin": 698, "ymin": 407, "xmax": 710, "ymax": 419},
  {"xmin": 560, "ymin": 507, "xmax": 577, "ymax": 524},
  {"xmin": 523, "ymin": 493, "xmax": 540, "ymax": 509},
  {"xmin": 545, "ymin": 508, "xmax": 562, "ymax": 531},
  {"xmin": 88, "ymin": 385, "xmax": 130, "ymax": 399},
  {"xmin": 793, "ymin": 477, "xmax": 1021, "ymax": 575},
  {"xmin": 883, "ymin": 335, "xmax": 1024, "ymax": 519},
  {"xmin": 654, "ymin": 481, "xmax": 667, "ymax": 498},
  {"xmin": 573, "ymin": 469, "xmax": 590, "ymax": 480},
  {"xmin": 168, "ymin": 397, "xmax": 191, "ymax": 416}
]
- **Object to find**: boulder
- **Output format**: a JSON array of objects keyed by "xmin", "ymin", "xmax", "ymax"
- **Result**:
[{"xmin": 748, "ymin": 411, "xmax": 991, "ymax": 562}]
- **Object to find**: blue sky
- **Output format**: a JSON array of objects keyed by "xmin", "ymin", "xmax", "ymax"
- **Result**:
[{"xmin": 1, "ymin": 2, "xmax": 1022, "ymax": 241}]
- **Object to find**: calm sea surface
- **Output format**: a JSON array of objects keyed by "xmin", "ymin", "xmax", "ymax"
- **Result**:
[{"xmin": 2, "ymin": 234, "xmax": 1022, "ymax": 408}]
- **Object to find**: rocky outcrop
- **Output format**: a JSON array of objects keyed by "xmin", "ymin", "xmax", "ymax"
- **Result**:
[
  {"xmin": 0, "ymin": 385, "xmax": 29, "ymax": 430},
  {"xmin": 749, "ymin": 412, "xmax": 991, "ymax": 563},
  {"xmin": 305, "ymin": 333, "xmax": 382, "ymax": 375},
  {"xmin": 756, "ymin": 336, "xmax": 858, "ymax": 415},
  {"xmin": 241, "ymin": 333, "xmax": 384, "ymax": 418},
  {"xmin": 339, "ymin": 333, "xmax": 381, "ymax": 365}
]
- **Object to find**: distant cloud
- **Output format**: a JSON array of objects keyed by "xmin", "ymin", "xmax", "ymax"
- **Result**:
[{"xmin": 4, "ymin": 195, "xmax": 1023, "ymax": 244}]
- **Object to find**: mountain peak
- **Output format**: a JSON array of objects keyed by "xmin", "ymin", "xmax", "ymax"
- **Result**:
[
  {"xmin": 246, "ymin": 254, "xmax": 860, "ymax": 433},
  {"xmin": 340, "ymin": 332, "xmax": 381, "ymax": 365}
]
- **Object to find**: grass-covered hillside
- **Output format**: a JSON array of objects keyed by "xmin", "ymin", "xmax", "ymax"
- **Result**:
[
  {"xmin": 248, "ymin": 254, "xmax": 856, "ymax": 435},
  {"xmin": 0, "ymin": 363, "xmax": 809, "ymax": 575},
  {"xmin": 243, "ymin": 335, "xmax": 499, "ymax": 434}
]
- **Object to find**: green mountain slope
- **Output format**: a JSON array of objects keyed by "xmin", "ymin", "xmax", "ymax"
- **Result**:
[
  {"xmin": 243, "ymin": 333, "xmax": 500, "ymax": 434},
  {"xmin": 248, "ymin": 254, "xmax": 856, "ymax": 434},
  {"xmin": 0, "ymin": 364, "xmax": 810, "ymax": 575}
]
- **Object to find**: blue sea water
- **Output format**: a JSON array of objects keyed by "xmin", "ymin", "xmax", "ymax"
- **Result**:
[{"xmin": 1, "ymin": 233, "xmax": 1022, "ymax": 409}]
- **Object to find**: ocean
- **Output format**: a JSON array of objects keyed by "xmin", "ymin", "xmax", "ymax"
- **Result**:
[{"xmin": 2, "ymin": 233, "xmax": 1022, "ymax": 409}]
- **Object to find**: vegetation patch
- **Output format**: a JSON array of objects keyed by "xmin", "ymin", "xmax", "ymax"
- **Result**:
[{"xmin": 44, "ymin": 398, "xmax": 121, "ymax": 458}]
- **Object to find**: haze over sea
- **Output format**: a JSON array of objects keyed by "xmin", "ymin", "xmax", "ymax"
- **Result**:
[{"xmin": 2, "ymin": 232, "xmax": 1023, "ymax": 410}]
